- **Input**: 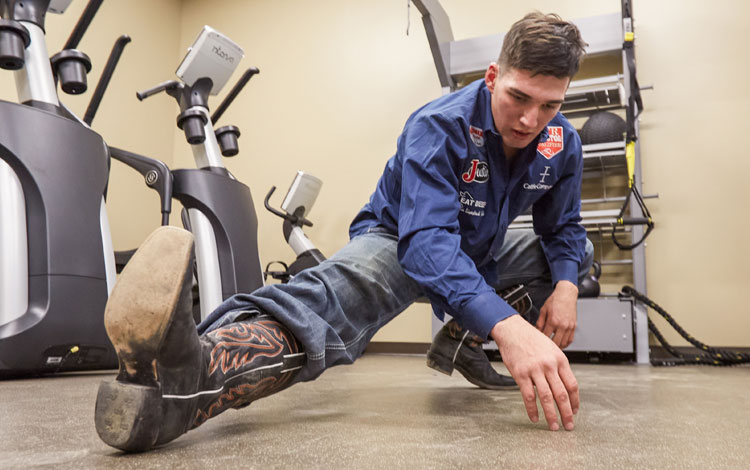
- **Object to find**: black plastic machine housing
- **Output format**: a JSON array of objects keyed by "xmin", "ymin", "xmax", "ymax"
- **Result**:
[
  {"xmin": 172, "ymin": 168, "xmax": 265, "ymax": 299},
  {"xmin": 0, "ymin": 100, "xmax": 117, "ymax": 375}
]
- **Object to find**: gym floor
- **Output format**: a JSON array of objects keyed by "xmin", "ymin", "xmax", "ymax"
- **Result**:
[{"xmin": 1, "ymin": 354, "xmax": 748, "ymax": 469}]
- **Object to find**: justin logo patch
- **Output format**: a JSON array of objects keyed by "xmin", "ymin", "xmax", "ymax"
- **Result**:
[
  {"xmin": 462, "ymin": 159, "xmax": 489, "ymax": 184},
  {"xmin": 469, "ymin": 125, "xmax": 485, "ymax": 147},
  {"xmin": 537, "ymin": 126, "xmax": 564, "ymax": 159}
]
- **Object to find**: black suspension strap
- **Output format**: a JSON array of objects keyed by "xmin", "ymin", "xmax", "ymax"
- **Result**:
[
  {"xmin": 612, "ymin": 0, "xmax": 653, "ymax": 250},
  {"xmin": 621, "ymin": 286, "xmax": 750, "ymax": 366},
  {"xmin": 611, "ymin": 181, "xmax": 654, "ymax": 250}
]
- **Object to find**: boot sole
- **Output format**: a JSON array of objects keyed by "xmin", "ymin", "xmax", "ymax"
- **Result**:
[
  {"xmin": 453, "ymin": 363, "xmax": 520, "ymax": 391},
  {"xmin": 95, "ymin": 226, "xmax": 194, "ymax": 452},
  {"xmin": 95, "ymin": 381, "xmax": 162, "ymax": 452}
]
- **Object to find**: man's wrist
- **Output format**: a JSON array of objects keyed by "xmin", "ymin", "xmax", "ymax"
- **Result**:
[
  {"xmin": 490, "ymin": 313, "xmax": 521, "ymax": 345},
  {"xmin": 555, "ymin": 280, "xmax": 578, "ymax": 295}
]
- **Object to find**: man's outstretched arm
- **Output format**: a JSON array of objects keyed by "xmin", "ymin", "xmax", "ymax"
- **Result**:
[{"xmin": 490, "ymin": 314, "xmax": 579, "ymax": 431}]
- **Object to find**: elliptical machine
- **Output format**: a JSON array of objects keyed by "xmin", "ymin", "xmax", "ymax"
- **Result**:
[
  {"xmin": 0, "ymin": 0, "xmax": 171, "ymax": 376},
  {"xmin": 0, "ymin": 0, "xmax": 119, "ymax": 374},
  {"xmin": 136, "ymin": 26, "xmax": 327, "ymax": 319},
  {"xmin": 136, "ymin": 26, "xmax": 266, "ymax": 320}
]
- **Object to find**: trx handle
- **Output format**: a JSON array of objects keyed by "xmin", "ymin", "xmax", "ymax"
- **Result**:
[
  {"xmin": 616, "ymin": 217, "xmax": 651, "ymax": 226},
  {"xmin": 611, "ymin": 181, "xmax": 654, "ymax": 250}
]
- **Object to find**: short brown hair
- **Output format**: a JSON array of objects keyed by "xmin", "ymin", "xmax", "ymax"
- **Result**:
[{"xmin": 498, "ymin": 12, "xmax": 587, "ymax": 78}]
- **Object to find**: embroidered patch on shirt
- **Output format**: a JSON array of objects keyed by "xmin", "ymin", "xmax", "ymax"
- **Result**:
[
  {"xmin": 462, "ymin": 159, "xmax": 489, "ymax": 183},
  {"xmin": 469, "ymin": 125, "xmax": 485, "ymax": 147},
  {"xmin": 459, "ymin": 190, "xmax": 486, "ymax": 216},
  {"xmin": 537, "ymin": 126, "xmax": 564, "ymax": 159}
]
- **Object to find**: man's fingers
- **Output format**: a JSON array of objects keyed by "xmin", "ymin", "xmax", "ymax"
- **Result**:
[
  {"xmin": 559, "ymin": 362, "xmax": 580, "ymax": 415},
  {"xmin": 517, "ymin": 377, "xmax": 540, "ymax": 424},
  {"xmin": 545, "ymin": 369, "xmax": 575, "ymax": 431},
  {"xmin": 558, "ymin": 330, "xmax": 572, "ymax": 349},
  {"xmin": 535, "ymin": 307, "xmax": 548, "ymax": 331},
  {"xmin": 531, "ymin": 373, "xmax": 560, "ymax": 431}
]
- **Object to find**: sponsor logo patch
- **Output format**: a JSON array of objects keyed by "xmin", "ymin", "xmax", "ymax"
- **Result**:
[
  {"xmin": 469, "ymin": 125, "xmax": 485, "ymax": 147},
  {"xmin": 523, "ymin": 166, "xmax": 554, "ymax": 191},
  {"xmin": 462, "ymin": 159, "xmax": 489, "ymax": 184},
  {"xmin": 536, "ymin": 126, "xmax": 564, "ymax": 159},
  {"xmin": 459, "ymin": 190, "xmax": 486, "ymax": 217}
]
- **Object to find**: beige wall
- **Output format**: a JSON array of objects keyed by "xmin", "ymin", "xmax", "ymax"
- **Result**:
[
  {"xmin": 4, "ymin": 1, "xmax": 747, "ymax": 347},
  {"xmin": 635, "ymin": 1, "xmax": 750, "ymax": 347}
]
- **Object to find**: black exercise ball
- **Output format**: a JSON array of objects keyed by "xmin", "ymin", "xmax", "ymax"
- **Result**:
[{"xmin": 579, "ymin": 111, "xmax": 626, "ymax": 145}]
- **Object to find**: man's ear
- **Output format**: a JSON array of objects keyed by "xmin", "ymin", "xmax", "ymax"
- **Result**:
[{"xmin": 485, "ymin": 63, "xmax": 499, "ymax": 92}]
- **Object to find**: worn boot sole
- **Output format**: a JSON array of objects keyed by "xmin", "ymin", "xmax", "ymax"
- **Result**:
[
  {"xmin": 95, "ymin": 226, "xmax": 194, "ymax": 452},
  {"xmin": 426, "ymin": 349, "xmax": 519, "ymax": 391}
]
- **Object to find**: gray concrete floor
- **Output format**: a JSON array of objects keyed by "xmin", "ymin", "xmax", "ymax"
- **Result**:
[{"xmin": 1, "ymin": 355, "xmax": 749, "ymax": 469}]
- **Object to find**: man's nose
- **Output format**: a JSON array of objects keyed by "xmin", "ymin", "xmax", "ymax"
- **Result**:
[{"xmin": 520, "ymin": 106, "xmax": 539, "ymax": 129}]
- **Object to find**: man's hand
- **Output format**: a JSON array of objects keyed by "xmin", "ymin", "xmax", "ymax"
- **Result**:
[
  {"xmin": 536, "ymin": 280, "xmax": 578, "ymax": 349},
  {"xmin": 491, "ymin": 315, "xmax": 579, "ymax": 431}
]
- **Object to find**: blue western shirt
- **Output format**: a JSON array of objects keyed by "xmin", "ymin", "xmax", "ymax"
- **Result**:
[{"xmin": 349, "ymin": 79, "xmax": 586, "ymax": 339}]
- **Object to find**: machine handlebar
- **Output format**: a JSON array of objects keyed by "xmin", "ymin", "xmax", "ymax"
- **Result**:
[
  {"xmin": 136, "ymin": 80, "xmax": 181, "ymax": 101},
  {"xmin": 63, "ymin": 0, "xmax": 104, "ymax": 50}
]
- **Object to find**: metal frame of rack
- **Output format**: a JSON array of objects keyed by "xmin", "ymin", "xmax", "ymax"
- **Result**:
[{"xmin": 413, "ymin": 0, "xmax": 651, "ymax": 363}]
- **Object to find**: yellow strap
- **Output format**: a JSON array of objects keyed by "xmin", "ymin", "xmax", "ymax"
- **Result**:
[
  {"xmin": 626, "ymin": 141, "xmax": 636, "ymax": 188},
  {"xmin": 625, "ymin": 32, "xmax": 634, "ymax": 42}
]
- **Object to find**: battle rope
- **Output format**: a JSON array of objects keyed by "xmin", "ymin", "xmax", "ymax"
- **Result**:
[{"xmin": 621, "ymin": 286, "xmax": 750, "ymax": 366}]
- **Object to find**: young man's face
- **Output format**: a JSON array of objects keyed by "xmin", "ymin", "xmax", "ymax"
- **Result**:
[{"xmin": 485, "ymin": 64, "xmax": 569, "ymax": 156}]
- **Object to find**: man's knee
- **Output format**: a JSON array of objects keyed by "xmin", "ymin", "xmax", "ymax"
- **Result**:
[{"xmin": 577, "ymin": 238, "xmax": 595, "ymax": 283}]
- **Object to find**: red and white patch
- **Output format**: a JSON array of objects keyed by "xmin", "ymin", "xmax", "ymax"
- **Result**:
[
  {"xmin": 537, "ymin": 126, "xmax": 564, "ymax": 159},
  {"xmin": 469, "ymin": 125, "xmax": 485, "ymax": 147}
]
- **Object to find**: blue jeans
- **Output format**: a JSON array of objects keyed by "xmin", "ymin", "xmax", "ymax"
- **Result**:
[{"xmin": 197, "ymin": 229, "xmax": 594, "ymax": 384}]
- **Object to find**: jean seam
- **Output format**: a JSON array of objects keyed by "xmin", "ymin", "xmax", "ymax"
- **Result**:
[{"xmin": 321, "ymin": 295, "xmax": 415, "ymax": 353}]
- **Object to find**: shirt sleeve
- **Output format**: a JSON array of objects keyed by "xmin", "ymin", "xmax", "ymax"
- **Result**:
[
  {"xmin": 531, "ymin": 131, "xmax": 587, "ymax": 286},
  {"xmin": 395, "ymin": 114, "xmax": 516, "ymax": 339}
]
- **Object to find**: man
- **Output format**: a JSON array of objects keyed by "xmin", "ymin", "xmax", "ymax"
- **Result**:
[{"xmin": 94, "ymin": 12, "xmax": 592, "ymax": 452}]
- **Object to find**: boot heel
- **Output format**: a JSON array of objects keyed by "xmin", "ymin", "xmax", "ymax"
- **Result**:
[
  {"xmin": 426, "ymin": 350, "xmax": 454, "ymax": 376},
  {"xmin": 95, "ymin": 380, "xmax": 163, "ymax": 452}
]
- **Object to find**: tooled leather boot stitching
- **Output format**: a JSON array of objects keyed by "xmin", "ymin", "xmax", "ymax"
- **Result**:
[{"xmin": 188, "ymin": 317, "xmax": 305, "ymax": 429}]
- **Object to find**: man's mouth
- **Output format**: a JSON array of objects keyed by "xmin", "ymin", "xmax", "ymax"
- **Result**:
[{"xmin": 511, "ymin": 129, "xmax": 532, "ymax": 140}]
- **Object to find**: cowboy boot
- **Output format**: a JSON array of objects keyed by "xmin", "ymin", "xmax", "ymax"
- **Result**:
[
  {"xmin": 94, "ymin": 226, "xmax": 305, "ymax": 452},
  {"xmin": 426, "ymin": 284, "xmax": 533, "ymax": 390}
]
